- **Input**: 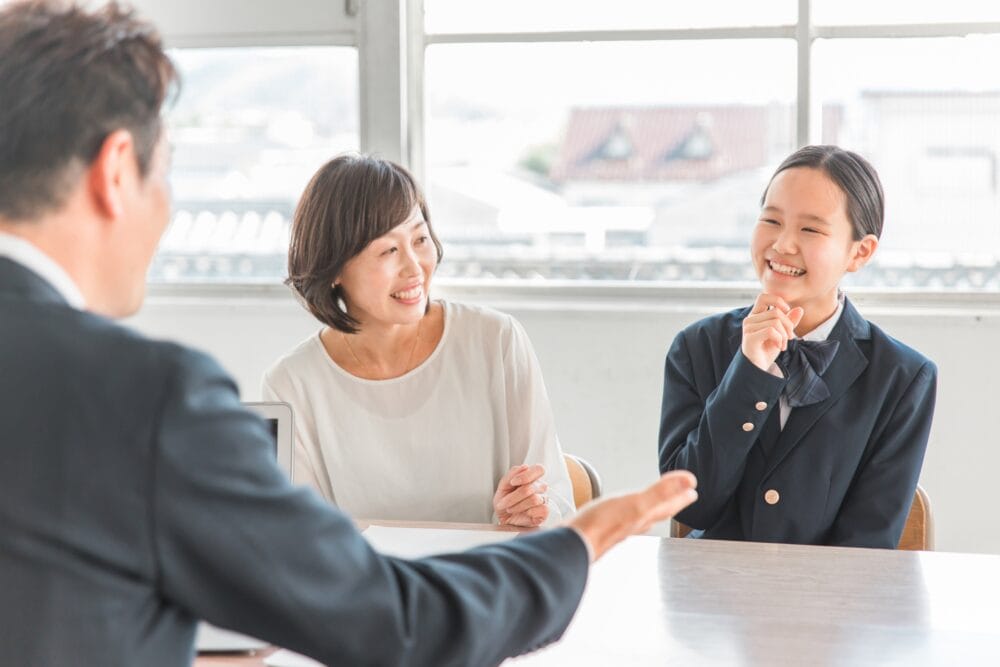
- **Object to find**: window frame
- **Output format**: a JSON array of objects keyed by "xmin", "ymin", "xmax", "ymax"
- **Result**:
[{"xmin": 144, "ymin": 0, "xmax": 1000, "ymax": 304}]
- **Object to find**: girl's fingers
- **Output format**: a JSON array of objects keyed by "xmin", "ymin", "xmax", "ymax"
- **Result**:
[
  {"xmin": 745, "ymin": 309, "xmax": 796, "ymax": 338},
  {"xmin": 746, "ymin": 322, "xmax": 789, "ymax": 348},
  {"xmin": 750, "ymin": 293, "xmax": 791, "ymax": 315},
  {"xmin": 748, "ymin": 326, "xmax": 786, "ymax": 355}
]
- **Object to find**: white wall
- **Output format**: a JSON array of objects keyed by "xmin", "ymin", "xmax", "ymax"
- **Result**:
[{"xmin": 129, "ymin": 284, "xmax": 998, "ymax": 554}]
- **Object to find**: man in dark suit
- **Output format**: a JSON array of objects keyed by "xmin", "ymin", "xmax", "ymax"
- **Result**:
[{"xmin": 0, "ymin": 2, "xmax": 697, "ymax": 666}]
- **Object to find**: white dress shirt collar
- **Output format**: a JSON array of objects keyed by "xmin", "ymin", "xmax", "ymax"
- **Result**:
[{"xmin": 0, "ymin": 231, "xmax": 86, "ymax": 310}]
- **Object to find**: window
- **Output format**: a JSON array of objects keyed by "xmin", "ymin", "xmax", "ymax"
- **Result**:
[
  {"xmin": 423, "ymin": 9, "xmax": 797, "ymax": 282},
  {"xmin": 419, "ymin": 1, "xmax": 1000, "ymax": 288},
  {"xmin": 424, "ymin": 40, "xmax": 796, "ymax": 281},
  {"xmin": 425, "ymin": 0, "xmax": 794, "ymax": 33},
  {"xmin": 114, "ymin": 0, "xmax": 1000, "ymax": 289},
  {"xmin": 814, "ymin": 36, "xmax": 1000, "ymax": 288},
  {"xmin": 152, "ymin": 47, "xmax": 359, "ymax": 282},
  {"xmin": 813, "ymin": 0, "xmax": 1000, "ymax": 25}
]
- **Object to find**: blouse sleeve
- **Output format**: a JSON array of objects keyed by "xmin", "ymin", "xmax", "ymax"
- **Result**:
[
  {"xmin": 501, "ymin": 315, "xmax": 576, "ymax": 521},
  {"xmin": 261, "ymin": 369, "xmax": 338, "ymax": 505}
]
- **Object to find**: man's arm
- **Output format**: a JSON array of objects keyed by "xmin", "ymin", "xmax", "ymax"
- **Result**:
[{"xmin": 152, "ymin": 347, "xmax": 591, "ymax": 666}]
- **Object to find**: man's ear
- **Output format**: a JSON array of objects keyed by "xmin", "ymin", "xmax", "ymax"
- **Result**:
[
  {"xmin": 847, "ymin": 234, "xmax": 879, "ymax": 273},
  {"xmin": 87, "ymin": 129, "xmax": 136, "ymax": 221}
]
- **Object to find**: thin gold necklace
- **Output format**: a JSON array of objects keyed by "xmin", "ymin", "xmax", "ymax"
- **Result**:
[{"xmin": 343, "ymin": 316, "xmax": 423, "ymax": 380}]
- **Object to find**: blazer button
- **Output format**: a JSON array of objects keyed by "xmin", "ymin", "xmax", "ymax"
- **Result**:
[
  {"xmin": 764, "ymin": 489, "xmax": 780, "ymax": 505},
  {"xmin": 742, "ymin": 422, "xmax": 754, "ymax": 432},
  {"xmin": 755, "ymin": 401, "xmax": 767, "ymax": 411}
]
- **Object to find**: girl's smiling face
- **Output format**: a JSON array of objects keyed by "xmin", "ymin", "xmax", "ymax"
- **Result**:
[{"xmin": 751, "ymin": 166, "xmax": 878, "ymax": 331}]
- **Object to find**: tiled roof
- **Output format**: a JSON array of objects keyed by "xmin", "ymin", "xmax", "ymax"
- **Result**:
[{"xmin": 550, "ymin": 106, "xmax": 790, "ymax": 183}]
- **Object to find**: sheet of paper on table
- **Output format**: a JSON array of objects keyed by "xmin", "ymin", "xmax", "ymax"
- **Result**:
[
  {"xmin": 264, "ymin": 649, "xmax": 325, "ymax": 667},
  {"xmin": 362, "ymin": 525, "xmax": 519, "ymax": 558},
  {"xmin": 264, "ymin": 526, "xmax": 519, "ymax": 667}
]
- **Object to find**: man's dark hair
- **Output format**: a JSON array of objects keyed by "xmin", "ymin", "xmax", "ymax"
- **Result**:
[
  {"xmin": 287, "ymin": 153, "xmax": 443, "ymax": 334},
  {"xmin": 762, "ymin": 145, "xmax": 885, "ymax": 240},
  {"xmin": 0, "ymin": 0, "xmax": 178, "ymax": 220}
]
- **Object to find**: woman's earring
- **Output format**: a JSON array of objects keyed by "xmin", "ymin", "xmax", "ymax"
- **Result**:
[{"xmin": 332, "ymin": 284, "xmax": 347, "ymax": 312}]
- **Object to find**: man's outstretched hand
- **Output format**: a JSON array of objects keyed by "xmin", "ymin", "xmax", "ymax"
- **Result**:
[{"xmin": 567, "ymin": 471, "xmax": 698, "ymax": 562}]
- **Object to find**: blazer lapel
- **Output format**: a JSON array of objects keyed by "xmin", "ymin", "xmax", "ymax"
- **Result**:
[{"xmin": 762, "ymin": 298, "xmax": 871, "ymax": 479}]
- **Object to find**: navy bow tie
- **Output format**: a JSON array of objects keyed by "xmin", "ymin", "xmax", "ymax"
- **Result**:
[{"xmin": 776, "ymin": 338, "xmax": 840, "ymax": 408}]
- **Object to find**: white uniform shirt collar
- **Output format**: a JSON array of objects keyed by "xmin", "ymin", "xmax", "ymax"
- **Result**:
[
  {"xmin": 799, "ymin": 291, "xmax": 845, "ymax": 342},
  {"xmin": 0, "ymin": 231, "xmax": 86, "ymax": 309},
  {"xmin": 767, "ymin": 292, "xmax": 846, "ymax": 430}
]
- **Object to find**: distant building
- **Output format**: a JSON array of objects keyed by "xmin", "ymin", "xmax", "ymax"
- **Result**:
[
  {"xmin": 153, "ymin": 96, "xmax": 1000, "ymax": 288},
  {"xmin": 859, "ymin": 91, "xmax": 1000, "ymax": 255},
  {"xmin": 548, "ymin": 105, "xmax": 845, "ymax": 249}
]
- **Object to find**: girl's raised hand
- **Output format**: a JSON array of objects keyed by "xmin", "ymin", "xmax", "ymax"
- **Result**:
[{"xmin": 741, "ymin": 293, "xmax": 804, "ymax": 371}]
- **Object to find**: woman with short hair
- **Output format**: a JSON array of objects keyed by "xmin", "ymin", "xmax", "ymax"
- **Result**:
[{"xmin": 263, "ymin": 153, "xmax": 574, "ymax": 525}]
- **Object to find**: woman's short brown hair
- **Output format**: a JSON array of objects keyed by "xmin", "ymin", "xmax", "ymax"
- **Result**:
[{"xmin": 286, "ymin": 153, "xmax": 443, "ymax": 333}]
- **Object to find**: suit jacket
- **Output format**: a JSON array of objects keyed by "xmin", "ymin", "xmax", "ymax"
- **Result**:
[
  {"xmin": 658, "ymin": 297, "xmax": 937, "ymax": 548},
  {"xmin": 0, "ymin": 257, "xmax": 589, "ymax": 667}
]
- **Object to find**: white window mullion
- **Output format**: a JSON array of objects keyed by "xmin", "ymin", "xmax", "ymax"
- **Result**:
[
  {"xmin": 796, "ymin": 0, "xmax": 813, "ymax": 147},
  {"xmin": 406, "ymin": 0, "xmax": 427, "ymax": 181},
  {"xmin": 359, "ymin": 0, "xmax": 408, "ymax": 165}
]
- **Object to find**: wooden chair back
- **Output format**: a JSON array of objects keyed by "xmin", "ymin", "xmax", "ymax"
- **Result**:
[
  {"xmin": 897, "ymin": 484, "xmax": 933, "ymax": 551},
  {"xmin": 564, "ymin": 454, "xmax": 602, "ymax": 509}
]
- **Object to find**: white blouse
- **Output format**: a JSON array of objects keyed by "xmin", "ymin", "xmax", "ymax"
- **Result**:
[{"xmin": 261, "ymin": 300, "xmax": 575, "ymax": 524}]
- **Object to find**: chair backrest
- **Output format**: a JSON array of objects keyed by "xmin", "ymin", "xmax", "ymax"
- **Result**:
[
  {"xmin": 897, "ymin": 484, "xmax": 933, "ymax": 551},
  {"xmin": 564, "ymin": 454, "xmax": 602, "ymax": 509},
  {"xmin": 670, "ymin": 484, "xmax": 934, "ymax": 550}
]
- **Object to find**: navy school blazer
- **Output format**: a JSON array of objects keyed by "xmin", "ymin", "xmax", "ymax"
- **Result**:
[{"xmin": 658, "ymin": 297, "xmax": 936, "ymax": 548}]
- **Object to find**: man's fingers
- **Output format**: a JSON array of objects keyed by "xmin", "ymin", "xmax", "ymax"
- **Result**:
[
  {"xmin": 656, "ymin": 487, "xmax": 699, "ymax": 521},
  {"xmin": 564, "ymin": 470, "xmax": 699, "ymax": 562},
  {"xmin": 637, "ymin": 471, "xmax": 698, "ymax": 523},
  {"xmin": 651, "ymin": 470, "xmax": 697, "ymax": 497}
]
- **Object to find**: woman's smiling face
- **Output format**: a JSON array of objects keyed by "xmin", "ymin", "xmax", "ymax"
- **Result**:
[{"xmin": 335, "ymin": 205, "xmax": 438, "ymax": 328}]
